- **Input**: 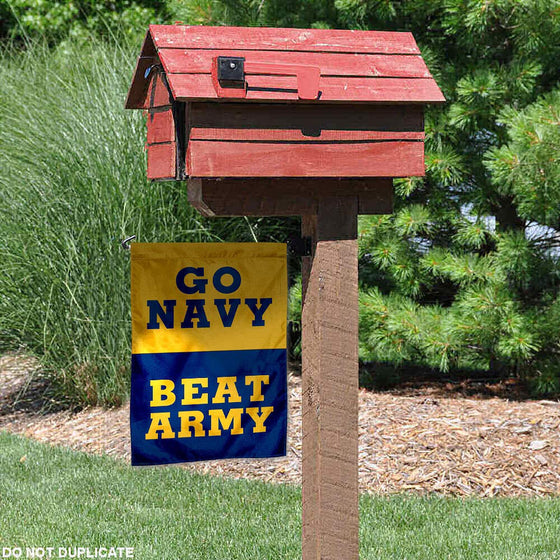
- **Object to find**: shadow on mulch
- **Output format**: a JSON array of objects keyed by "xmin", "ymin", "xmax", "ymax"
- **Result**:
[
  {"xmin": 289, "ymin": 356, "xmax": 540, "ymax": 401},
  {"xmin": 359, "ymin": 361, "xmax": 537, "ymax": 401},
  {"xmin": 0, "ymin": 367, "xmax": 66, "ymax": 416},
  {"xmin": 290, "ymin": 358, "xmax": 541, "ymax": 400}
]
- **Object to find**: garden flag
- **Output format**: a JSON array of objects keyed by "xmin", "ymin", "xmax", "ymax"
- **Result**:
[{"xmin": 130, "ymin": 243, "xmax": 288, "ymax": 466}]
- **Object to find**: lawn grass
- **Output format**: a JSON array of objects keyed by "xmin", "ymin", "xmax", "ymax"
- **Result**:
[{"xmin": 1, "ymin": 432, "xmax": 560, "ymax": 559}]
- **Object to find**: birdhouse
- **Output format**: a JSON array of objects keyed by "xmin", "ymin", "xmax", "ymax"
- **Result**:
[{"xmin": 125, "ymin": 24, "xmax": 444, "ymax": 216}]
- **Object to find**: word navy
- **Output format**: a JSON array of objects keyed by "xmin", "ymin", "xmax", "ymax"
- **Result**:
[
  {"xmin": 146, "ymin": 297, "xmax": 271, "ymax": 330},
  {"xmin": 146, "ymin": 265, "xmax": 272, "ymax": 329}
]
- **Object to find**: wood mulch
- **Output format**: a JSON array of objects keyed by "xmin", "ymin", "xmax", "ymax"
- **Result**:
[{"xmin": 1, "ymin": 353, "xmax": 559, "ymax": 497}]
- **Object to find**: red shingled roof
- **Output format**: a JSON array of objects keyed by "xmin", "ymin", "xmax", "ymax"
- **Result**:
[{"xmin": 126, "ymin": 24, "xmax": 445, "ymax": 109}]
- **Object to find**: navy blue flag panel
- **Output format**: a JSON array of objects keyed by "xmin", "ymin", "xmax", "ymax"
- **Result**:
[{"xmin": 130, "ymin": 349, "xmax": 287, "ymax": 466}]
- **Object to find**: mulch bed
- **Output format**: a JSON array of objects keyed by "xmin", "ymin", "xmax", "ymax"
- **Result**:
[{"xmin": 1, "ymin": 353, "xmax": 559, "ymax": 497}]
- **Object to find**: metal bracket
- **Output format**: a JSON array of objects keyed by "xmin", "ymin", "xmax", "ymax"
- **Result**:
[
  {"xmin": 120, "ymin": 235, "xmax": 136, "ymax": 250},
  {"xmin": 288, "ymin": 236, "xmax": 312, "ymax": 257},
  {"xmin": 216, "ymin": 56, "xmax": 245, "ymax": 88}
]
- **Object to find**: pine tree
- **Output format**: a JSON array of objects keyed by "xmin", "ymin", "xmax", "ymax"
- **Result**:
[{"xmin": 344, "ymin": 1, "xmax": 560, "ymax": 393}]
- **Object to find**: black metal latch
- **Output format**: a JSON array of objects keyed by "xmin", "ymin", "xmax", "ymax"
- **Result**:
[{"xmin": 217, "ymin": 56, "xmax": 245, "ymax": 88}]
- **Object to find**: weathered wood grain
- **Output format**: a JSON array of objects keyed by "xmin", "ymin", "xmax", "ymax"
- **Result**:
[
  {"xmin": 159, "ymin": 49, "xmax": 431, "ymax": 78},
  {"xmin": 125, "ymin": 31, "xmax": 157, "ymax": 109},
  {"xmin": 189, "ymin": 127, "xmax": 424, "ymax": 142},
  {"xmin": 147, "ymin": 142, "xmax": 176, "ymax": 180},
  {"xmin": 186, "ymin": 178, "xmax": 393, "ymax": 217},
  {"xmin": 189, "ymin": 102, "xmax": 424, "ymax": 133},
  {"xmin": 147, "ymin": 108, "xmax": 175, "ymax": 144},
  {"xmin": 168, "ymin": 73, "xmax": 445, "ymax": 103},
  {"xmin": 187, "ymin": 140, "xmax": 424, "ymax": 177},
  {"xmin": 301, "ymin": 196, "xmax": 359, "ymax": 560},
  {"xmin": 147, "ymin": 73, "xmax": 173, "ymax": 108},
  {"xmin": 149, "ymin": 25, "xmax": 420, "ymax": 55}
]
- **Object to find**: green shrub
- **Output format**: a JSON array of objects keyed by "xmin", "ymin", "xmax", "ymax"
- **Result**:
[
  {"xmin": 0, "ymin": 1, "xmax": 162, "ymax": 45},
  {"xmin": 0, "ymin": 40, "xmax": 182, "ymax": 405}
]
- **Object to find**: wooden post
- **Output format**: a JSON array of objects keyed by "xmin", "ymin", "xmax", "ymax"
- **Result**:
[{"xmin": 301, "ymin": 196, "xmax": 359, "ymax": 560}]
